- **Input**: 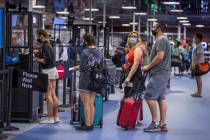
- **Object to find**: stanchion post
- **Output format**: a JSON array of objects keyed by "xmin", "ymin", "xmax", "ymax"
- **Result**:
[{"xmin": 4, "ymin": 67, "xmax": 19, "ymax": 131}]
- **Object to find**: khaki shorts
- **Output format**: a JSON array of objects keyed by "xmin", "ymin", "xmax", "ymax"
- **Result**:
[{"xmin": 41, "ymin": 67, "xmax": 58, "ymax": 80}]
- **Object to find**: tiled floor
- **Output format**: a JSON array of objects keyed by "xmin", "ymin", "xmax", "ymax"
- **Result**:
[{"xmin": 4, "ymin": 73, "xmax": 210, "ymax": 140}]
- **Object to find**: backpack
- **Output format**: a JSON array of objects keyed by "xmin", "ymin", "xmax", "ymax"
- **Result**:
[
  {"xmin": 86, "ymin": 49, "xmax": 104, "ymax": 92},
  {"xmin": 88, "ymin": 64, "xmax": 104, "ymax": 92}
]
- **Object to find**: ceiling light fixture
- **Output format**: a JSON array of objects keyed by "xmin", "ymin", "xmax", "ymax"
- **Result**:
[
  {"xmin": 182, "ymin": 23, "xmax": 191, "ymax": 26},
  {"xmin": 196, "ymin": 25, "xmax": 205, "ymax": 28},
  {"xmin": 56, "ymin": 9, "xmax": 69, "ymax": 15},
  {"xmin": 177, "ymin": 17, "xmax": 188, "ymax": 20},
  {"xmin": 122, "ymin": 24, "xmax": 130, "ymax": 27},
  {"xmin": 60, "ymin": 17, "xmax": 68, "ymax": 20},
  {"xmin": 134, "ymin": 12, "xmax": 147, "ymax": 16},
  {"xmin": 32, "ymin": 5, "xmax": 45, "ymax": 9},
  {"xmin": 147, "ymin": 18, "xmax": 157, "ymax": 22},
  {"xmin": 84, "ymin": 8, "xmax": 99, "ymax": 12},
  {"xmin": 83, "ymin": 17, "xmax": 94, "ymax": 21},
  {"xmin": 179, "ymin": 20, "xmax": 190, "ymax": 23},
  {"xmin": 122, "ymin": 6, "xmax": 136, "ymax": 10},
  {"xmin": 170, "ymin": 9, "xmax": 184, "ymax": 13},
  {"xmin": 129, "ymin": 22, "xmax": 138, "ymax": 25},
  {"xmin": 109, "ymin": 16, "xmax": 120, "ymax": 19},
  {"xmin": 162, "ymin": 2, "xmax": 180, "ymax": 5}
]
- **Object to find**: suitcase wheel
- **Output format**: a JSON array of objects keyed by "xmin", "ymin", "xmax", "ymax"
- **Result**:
[
  {"xmin": 99, "ymin": 119, "xmax": 103, "ymax": 128},
  {"xmin": 124, "ymin": 125, "xmax": 128, "ymax": 130}
]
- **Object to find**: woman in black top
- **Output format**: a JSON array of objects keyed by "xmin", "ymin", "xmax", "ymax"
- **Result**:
[
  {"xmin": 71, "ymin": 33, "xmax": 103, "ymax": 130},
  {"xmin": 34, "ymin": 29, "xmax": 60, "ymax": 124}
]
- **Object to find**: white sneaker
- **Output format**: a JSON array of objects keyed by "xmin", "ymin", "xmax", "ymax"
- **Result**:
[
  {"xmin": 39, "ymin": 118, "xmax": 55, "ymax": 124},
  {"xmin": 54, "ymin": 117, "xmax": 61, "ymax": 123}
]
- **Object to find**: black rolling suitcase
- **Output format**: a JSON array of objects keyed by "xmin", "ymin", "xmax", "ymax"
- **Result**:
[{"xmin": 70, "ymin": 91, "xmax": 80, "ymax": 124}]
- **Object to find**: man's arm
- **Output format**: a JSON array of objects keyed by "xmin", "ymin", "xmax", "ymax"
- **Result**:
[{"xmin": 146, "ymin": 51, "xmax": 164, "ymax": 70}]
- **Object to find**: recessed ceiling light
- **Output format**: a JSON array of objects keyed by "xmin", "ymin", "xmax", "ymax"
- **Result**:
[
  {"xmin": 134, "ymin": 12, "xmax": 147, "ymax": 16},
  {"xmin": 60, "ymin": 16, "xmax": 68, "ymax": 20},
  {"xmin": 129, "ymin": 22, "xmax": 138, "ymax": 25},
  {"xmin": 56, "ymin": 11, "xmax": 69, "ymax": 15},
  {"xmin": 83, "ymin": 17, "xmax": 94, "ymax": 21},
  {"xmin": 170, "ymin": 9, "xmax": 184, "ymax": 13},
  {"xmin": 109, "ymin": 16, "xmax": 120, "ymax": 19},
  {"xmin": 177, "ymin": 17, "xmax": 188, "ymax": 20},
  {"xmin": 32, "ymin": 5, "xmax": 45, "ymax": 9},
  {"xmin": 84, "ymin": 8, "xmax": 99, "ymax": 12},
  {"xmin": 162, "ymin": 2, "xmax": 180, "ymax": 5},
  {"xmin": 196, "ymin": 25, "xmax": 205, "ymax": 28},
  {"xmin": 122, "ymin": 6, "xmax": 136, "ymax": 10},
  {"xmin": 182, "ymin": 23, "xmax": 191, "ymax": 26},
  {"xmin": 122, "ymin": 24, "xmax": 130, "ymax": 27},
  {"xmin": 179, "ymin": 20, "xmax": 190, "ymax": 23},
  {"xmin": 98, "ymin": 21, "xmax": 103, "ymax": 24},
  {"xmin": 147, "ymin": 18, "xmax": 157, "ymax": 22}
]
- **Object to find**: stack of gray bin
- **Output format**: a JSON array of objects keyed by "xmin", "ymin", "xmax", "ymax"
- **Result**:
[{"xmin": 102, "ymin": 59, "xmax": 116, "ymax": 101}]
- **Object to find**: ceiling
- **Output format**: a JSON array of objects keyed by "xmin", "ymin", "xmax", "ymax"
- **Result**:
[{"xmin": 3, "ymin": 0, "xmax": 210, "ymax": 29}]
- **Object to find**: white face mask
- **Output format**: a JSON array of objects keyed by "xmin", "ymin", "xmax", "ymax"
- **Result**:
[{"xmin": 130, "ymin": 37, "xmax": 137, "ymax": 45}]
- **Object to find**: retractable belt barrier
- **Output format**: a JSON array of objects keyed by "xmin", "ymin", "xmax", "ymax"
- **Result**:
[
  {"xmin": 55, "ymin": 61, "xmax": 73, "ymax": 108},
  {"xmin": 0, "ymin": 68, "xmax": 19, "ymax": 132}
]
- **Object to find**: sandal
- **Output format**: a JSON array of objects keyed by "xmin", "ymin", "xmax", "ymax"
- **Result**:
[{"xmin": 191, "ymin": 93, "xmax": 202, "ymax": 97}]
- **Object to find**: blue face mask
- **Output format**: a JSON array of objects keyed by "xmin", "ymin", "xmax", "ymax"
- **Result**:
[{"xmin": 130, "ymin": 37, "xmax": 137, "ymax": 45}]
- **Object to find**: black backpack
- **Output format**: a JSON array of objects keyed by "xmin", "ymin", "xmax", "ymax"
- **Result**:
[
  {"xmin": 85, "ymin": 49, "xmax": 104, "ymax": 92},
  {"xmin": 88, "ymin": 63, "xmax": 104, "ymax": 92}
]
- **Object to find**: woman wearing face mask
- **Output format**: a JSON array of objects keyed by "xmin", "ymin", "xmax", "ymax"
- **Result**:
[
  {"xmin": 34, "ymin": 29, "xmax": 60, "ymax": 124},
  {"xmin": 123, "ymin": 31, "xmax": 146, "ymax": 124}
]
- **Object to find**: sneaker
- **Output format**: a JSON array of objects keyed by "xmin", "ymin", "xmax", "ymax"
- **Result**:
[
  {"xmin": 144, "ymin": 121, "xmax": 161, "ymax": 132},
  {"xmin": 159, "ymin": 123, "xmax": 168, "ymax": 131},
  {"xmin": 39, "ymin": 118, "xmax": 55, "ymax": 124},
  {"xmin": 54, "ymin": 117, "xmax": 61, "ymax": 123}
]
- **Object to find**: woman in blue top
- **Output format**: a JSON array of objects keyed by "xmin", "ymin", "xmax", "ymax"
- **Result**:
[{"xmin": 71, "ymin": 34, "xmax": 103, "ymax": 130}]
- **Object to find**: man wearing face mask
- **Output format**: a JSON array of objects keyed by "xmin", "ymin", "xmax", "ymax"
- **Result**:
[{"xmin": 143, "ymin": 21, "xmax": 171, "ymax": 132}]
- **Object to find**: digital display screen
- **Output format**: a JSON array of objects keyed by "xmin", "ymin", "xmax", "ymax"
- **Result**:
[
  {"xmin": 12, "ymin": 15, "xmax": 18, "ymax": 27},
  {"xmin": 53, "ymin": 17, "xmax": 65, "ymax": 29},
  {"xmin": 0, "ymin": 8, "xmax": 3, "ymax": 48}
]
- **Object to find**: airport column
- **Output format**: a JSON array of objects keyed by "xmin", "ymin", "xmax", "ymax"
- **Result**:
[{"xmin": 184, "ymin": 26, "xmax": 186, "ymax": 40}]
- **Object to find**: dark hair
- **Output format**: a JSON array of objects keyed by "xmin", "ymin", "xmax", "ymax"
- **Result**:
[
  {"xmin": 36, "ymin": 28, "xmax": 49, "ymax": 39},
  {"xmin": 195, "ymin": 33, "xmax": 203, "ymax": 41},
  {"xmin": 156, "ymin": 21, "xmax": 167, "ymax": 32},
  {"xmin": 83, "ymin": 33, "xmax": 96, "ymax": 47}
]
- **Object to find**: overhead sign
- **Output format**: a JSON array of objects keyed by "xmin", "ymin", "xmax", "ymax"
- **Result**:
[{"xmin": 13, "ymin": 69, "xmax": 48, "ymax": 92}]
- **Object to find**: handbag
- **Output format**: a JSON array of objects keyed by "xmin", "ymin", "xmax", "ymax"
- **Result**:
[{"xmin": 198, "ymin": 62, "xmax": 209, "ymax": 73}]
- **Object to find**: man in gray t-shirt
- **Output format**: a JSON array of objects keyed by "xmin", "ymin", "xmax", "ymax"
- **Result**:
[
  {"xmin": 143, "ymin": 21, "xmax": 171, "ymax": 132},
  {"xmin": 150, "ymin": 36, "xmax": 171, "ymax": 75}
]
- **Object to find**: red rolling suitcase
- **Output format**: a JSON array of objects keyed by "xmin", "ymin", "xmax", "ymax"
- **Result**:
[{"xmin": 117, "ymin": 97, "xmax": 143, "ymax": 129}]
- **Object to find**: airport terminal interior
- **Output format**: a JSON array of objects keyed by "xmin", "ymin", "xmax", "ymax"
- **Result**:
[{"xmin": 0, "ymin": 0, "xmax": 210, "ymax": 140}]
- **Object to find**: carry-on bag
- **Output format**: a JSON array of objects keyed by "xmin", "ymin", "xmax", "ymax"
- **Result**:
[
  {"xmin": 80, "ymin": 94, "xmax": 103, "ymax": 128},
  {"xmin": 117, "ymin": 97, "xmax": 143, "ymax": 129}
]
